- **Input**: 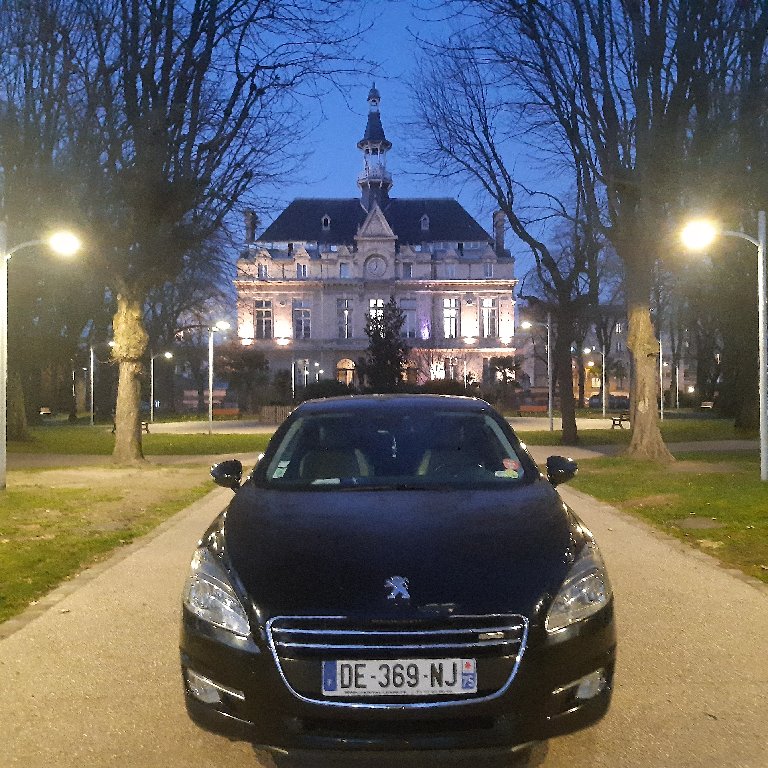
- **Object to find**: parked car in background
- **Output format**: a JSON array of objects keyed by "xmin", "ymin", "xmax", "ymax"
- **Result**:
[
  {"xmin": 180, "ymin": 395, "xmax": 616, "ymax": 759},
  {"xmin": 588, "ymin": 394, "xmax": 630, "ymax": 411}
]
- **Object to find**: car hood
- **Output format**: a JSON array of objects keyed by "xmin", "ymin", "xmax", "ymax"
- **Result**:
[{"xmin": 224, "ymin": 481, "xmax": 578, "ymax": 621}]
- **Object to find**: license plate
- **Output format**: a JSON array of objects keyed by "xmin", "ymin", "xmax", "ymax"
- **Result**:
[{"xmin": 322, "ymin": 659, "xmax": 477, "ymax": 697}]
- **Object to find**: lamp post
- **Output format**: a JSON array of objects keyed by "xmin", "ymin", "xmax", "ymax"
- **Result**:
[
  {"xmin": 601, "ymin": 345, "xmax": 606, "ymax": 417},
  {"xmin": 659, "ymin": 338, "xmax": 664, "ymax": 422},
  {"xmin": 682, "ymin": 211, "xmax": 767, "ymax": 480},
  {"xmin": 0, "ymin": 225, "xmax": 81, "ymax": 489},
  {"xmin": 208, "ymin": 321, "xmax": 230, "ymax": 435},
  {"xmin": 150, "ymin": 350, "xmax": 173, "ymax": 423},
  {"xmin": 521, "ymin": 311, "xmax": 553, "ymax": 431}
]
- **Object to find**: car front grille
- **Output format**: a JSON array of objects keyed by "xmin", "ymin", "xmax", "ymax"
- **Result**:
[{"xmin": 266, "ymin": 614, "xmax": 528, "ymax": 708}]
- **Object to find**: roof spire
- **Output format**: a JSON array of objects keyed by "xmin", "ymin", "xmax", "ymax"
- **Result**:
[{"xmin": 357, "ymin": 85, "xmax": 392, "ymax": 211}]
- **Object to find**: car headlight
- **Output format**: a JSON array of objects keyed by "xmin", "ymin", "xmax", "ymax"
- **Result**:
[
  {"xmin": 182, "ymin": 547, "xmax": 250, "ymax": 636},
  {"xmin": 545, "ymin": 540, "xmax": 612, "ymax": 633}
]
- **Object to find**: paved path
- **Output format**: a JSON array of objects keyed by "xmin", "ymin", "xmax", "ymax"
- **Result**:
[{"xmin": 2, "ymin": 462, "xmax": 766, "ymax": 767}]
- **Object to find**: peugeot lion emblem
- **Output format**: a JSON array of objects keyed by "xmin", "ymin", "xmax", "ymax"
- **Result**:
[{"xmin": 385, "ymin": 576, "xmax": 410, "ymax": 600}]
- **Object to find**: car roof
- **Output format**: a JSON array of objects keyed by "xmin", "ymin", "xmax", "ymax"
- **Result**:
[{"xmin": 293, "ymin": 394, "xmax": 494, "ymax": 415}]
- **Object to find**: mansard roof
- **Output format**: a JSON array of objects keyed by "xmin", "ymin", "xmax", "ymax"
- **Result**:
[{"xmin": 257, "ymin": 198, "xmax": 492, "ymax": 246}]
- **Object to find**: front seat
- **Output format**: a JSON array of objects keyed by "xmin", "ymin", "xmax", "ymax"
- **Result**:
[{"xmin": 299, "ymin": 424, "xmax": 372, "ymax": 480}]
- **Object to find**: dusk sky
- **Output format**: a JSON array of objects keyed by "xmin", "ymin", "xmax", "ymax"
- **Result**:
[
  {"xmin": 268, "ymin": 1, "xmax": 530, "ymax": 262},
  {"xmin": 259, "ymin": 0, "xmax": 561, "ymax": 278}
]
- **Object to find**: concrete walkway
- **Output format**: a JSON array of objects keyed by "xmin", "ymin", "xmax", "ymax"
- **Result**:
[{"xmin": 1, "ymin": 458, "xmax": 766, "ymax": 767}]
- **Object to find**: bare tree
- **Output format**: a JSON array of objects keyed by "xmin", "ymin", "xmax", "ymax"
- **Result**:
[
  {"xmin": 0, "ymin": 0, "xmax": 107, "ymax": 434},
  {"xmin": 408, "ymin": 40, "xmax": 607, "ymax": 444},
  {"xmin": 450, "ymin": 0, "xmax": 748, "ymax": 461},
  {"xmin": 69, "ymin": 0, "xmax": 365, "ymax": 461}
]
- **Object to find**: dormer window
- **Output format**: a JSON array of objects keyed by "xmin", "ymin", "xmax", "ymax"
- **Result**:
[
  {"xmin": 321, "ymin": 215, "xmax": 331, "ymax": 231},
  {"xmin": 420, "ymin": 214, "xmax": 430, "ymax": 232}
]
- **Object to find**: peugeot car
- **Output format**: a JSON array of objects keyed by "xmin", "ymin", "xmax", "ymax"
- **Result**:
[{"xmin": 180, "ymin": 395, "xmax": 616, "ymax": 757}]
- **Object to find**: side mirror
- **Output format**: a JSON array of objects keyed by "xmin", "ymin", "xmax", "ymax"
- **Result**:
[
  {"xmin": 211, "ymin": 459, "xmax": 243, "ymax": 491},
  {"xmin": 546, "ymin": 456, "xmax": 578, "ymax": 486}
]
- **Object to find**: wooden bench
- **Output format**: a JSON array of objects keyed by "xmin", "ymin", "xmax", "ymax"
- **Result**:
[
  {"xmin": 518, "ymin": 404, "xmax": 548, "ymax": 415},
  {"xmin": 611, "ymin": 412, "xmax": 630, "ymax": 429},
  {"xmin": 700, "ymin": 401, "xmax": 714, "ymax": 410},
  {"xmin": 212, "ymin": 407, "xmax": 240, "ymax": 418}
]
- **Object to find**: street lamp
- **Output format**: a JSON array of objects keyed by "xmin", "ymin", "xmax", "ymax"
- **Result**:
[
  {"xmin": 0, "ymin": 226, "xmax": 81, "ymax": 489},
  {"xmin": 681, "ymin": 211, "xmax": 767, "ymax": 480},
  {"xmin": 150, "ymin": 350, "xmax": 173, "ymax": 423},
  {"xmin": 521, "ymin": 311, "xmax": 553, "ymax": 431},
  {"xmin": 208, "ymin": 320, "xmax": 230, "ymax": 435},
  {"xmin": 90, "ymin": 340, "xmax": 115, "ymax": 426}
]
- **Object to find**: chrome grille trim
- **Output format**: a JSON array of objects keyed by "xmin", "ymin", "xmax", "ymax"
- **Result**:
[{"xmin": 266, "ymin": 614, "xmax": 528, "ymax": 710}]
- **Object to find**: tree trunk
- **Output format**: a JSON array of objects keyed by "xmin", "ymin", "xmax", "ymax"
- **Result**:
[
  {"xmin": 112, "ymin": 294, "xmax": 148, "ymax": 463},
  {"xmin": 625, "ymin": 270, "xmax": 675, "ymax": 462},
  {"xmin": 7, "ymin": 369, "xmax": 28, "ymax": 440},
  {"xmin": 555, "ymin": 328, "xmax": 578, "ymax": 445}
]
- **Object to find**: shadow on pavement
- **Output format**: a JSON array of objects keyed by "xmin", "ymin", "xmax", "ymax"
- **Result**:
[{"xmin": 255, "ymin": 741, "xmax": 549, "ymax": 768}]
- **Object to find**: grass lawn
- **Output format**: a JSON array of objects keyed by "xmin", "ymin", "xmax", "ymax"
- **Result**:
[
  {"xmin": 0, "ymin": 467, "xmax": 211, "ymax": 624},
  {"xmin": 9, "ymin": 425, "xmax": 273, "ymax": 456},
  {"xmin": 517, "ymin": 417, "xmax": 755, "ymax": 445},
  {"xmin": 571, "ymin": 450, "xmax": 768, "ymax": 585}
]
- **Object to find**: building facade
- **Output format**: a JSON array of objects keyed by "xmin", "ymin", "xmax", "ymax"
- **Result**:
[{"xmin": 235, "ymin": 87, "xmax": 518, "ymax": 391}]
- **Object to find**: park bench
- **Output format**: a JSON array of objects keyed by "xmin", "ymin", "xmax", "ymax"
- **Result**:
[
  {"xmin": 700, "ymin": 401, "xmax": 714, "ymax": 410},
  {"xmin": 212, "ymin": 407, "xmax": 240, "ymax": 418},
  {"xmin": 611, "ymin": 412, "xmax": 630, "ymax": 429},
  {"xmin": 518, "ymin": 404, "xmax": 548, "ymax": 415}
]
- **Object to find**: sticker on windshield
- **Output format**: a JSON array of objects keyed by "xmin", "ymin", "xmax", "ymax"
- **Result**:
[
  {"xmin": 272, "ymin": 461, "xmax": 290, "ymax": 479},
  {"xmin": 496, "ymin": 458, "xmax": 520, "ymax": 478}
]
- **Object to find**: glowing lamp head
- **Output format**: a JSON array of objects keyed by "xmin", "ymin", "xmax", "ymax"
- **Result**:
[
  {"xmin": 520, "ymin": 321, "xmax": 533, "ymax": 330},
  {"xmin": 48, "ymin": 231, "xmax": 81, "ymax": 257},
  {"xmin": 213, "ymin": 320, "xmax": 231, "ymax": 332},
  {"xmin": 163, "ymin": 351, "xmax": 173, "ymax": 359},
  {"xmin": 681, "ymin": 220, "xmax": 718, "ymax": 251}
]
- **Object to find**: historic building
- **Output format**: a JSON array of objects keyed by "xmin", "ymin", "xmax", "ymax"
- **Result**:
[{"xmin": 234, "ymin": 86, "xmax": 518, "ymax": 391}]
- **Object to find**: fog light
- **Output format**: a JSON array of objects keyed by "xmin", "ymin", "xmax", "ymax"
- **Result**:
[
  {"xmin": 185, "ymin": 668, "xmax": 244, "ymax": 705},
  {"xmin": 575, "ymin": 669, "xmax": 607, "ymax": 700},
  {"xmin": 553, "ymin": 668, "xmax": 607, "ymax": 705}
]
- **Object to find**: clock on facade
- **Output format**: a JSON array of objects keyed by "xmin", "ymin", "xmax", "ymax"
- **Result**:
[{"xmin": 366, "ymin": 256, "xmax": 387, "ymax": 277}]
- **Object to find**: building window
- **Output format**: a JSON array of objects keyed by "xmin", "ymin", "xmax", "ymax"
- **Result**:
[
  {"xmin": 481, "ymin": 297, "xmax": 498, "ymax": 338},
  {"xmin": 254, "ymin": 300, "xmax": 273, "ymax": 339},
  {"xmin": 339, "ymin": 262, "xmax": 350, "ymax": 278},
  {"xmin": 444, "ymin": 356, "xmax": 459, "ymax": 381},
  {"xmin": 445, "ymin": 262, "xmax": 456, "ymax": 279},
  {"xmin": 369, "ymin": 298, "xmax": 385, "ymax": 320},
  {"xmin": 615, "ymin": 322, "xmax": 623, "ymax": 334},
  {"xmin": 257, "ymin": 263, "xmax": 269, "ymax": 279},
  {"xmin": 421, "ymin": 214, "xmax": 430, "ymax": 231},
  {"xmin": 400, "ymin": 297, "xmax": 417, "ymax": 338},
  {"xmin": 322, "ymin": 215, "xmax": 331, "ymax": 231},
  {"xmin": 484, "ymin": 262, "xmax": 494, "ymax": 278},
  {"xmin": 337, "ymin": 298, "xmax": 353, "ymax": 339},
  {"xmin": 443, "ymin": 297, "xmax": 459, "ymax": 339},
  {"xmin": 293, "ymin": 300, "xmax": 311, "ymax": 339},
  {"xmin": 402, "ymin": 262, "xmax": 413, "ymax": 279},
  {"xmin": 296, "ymin": 263, "xmax": 308, "ymax": 279}
]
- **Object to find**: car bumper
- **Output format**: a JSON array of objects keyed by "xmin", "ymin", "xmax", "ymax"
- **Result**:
[{"xmin": 180, "ymin": 604, "xmax": 616, "ymax": 752}]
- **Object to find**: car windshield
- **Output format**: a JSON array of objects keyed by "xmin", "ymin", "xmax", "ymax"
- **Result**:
[{"xmin": 261, "ymin": 408, "xmax": 531, "ymax": 490}]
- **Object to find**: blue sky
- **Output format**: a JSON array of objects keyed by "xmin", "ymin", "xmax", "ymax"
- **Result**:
[
  {"xmin": 262, "ymin": 0, "xmax": 552, "ymax": 275},
  {"xmin": 269, "ymin": 2, "xmax": 497, "ymax": 226}
]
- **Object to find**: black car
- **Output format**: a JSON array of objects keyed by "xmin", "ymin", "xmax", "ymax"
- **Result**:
[
  {"xmin": 589, "ymin": 393, "xmax": 630, "ymax": 410},
  {"xmin": 180, "ymin": 395, "xmax": 615, "ymax": 758}
]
